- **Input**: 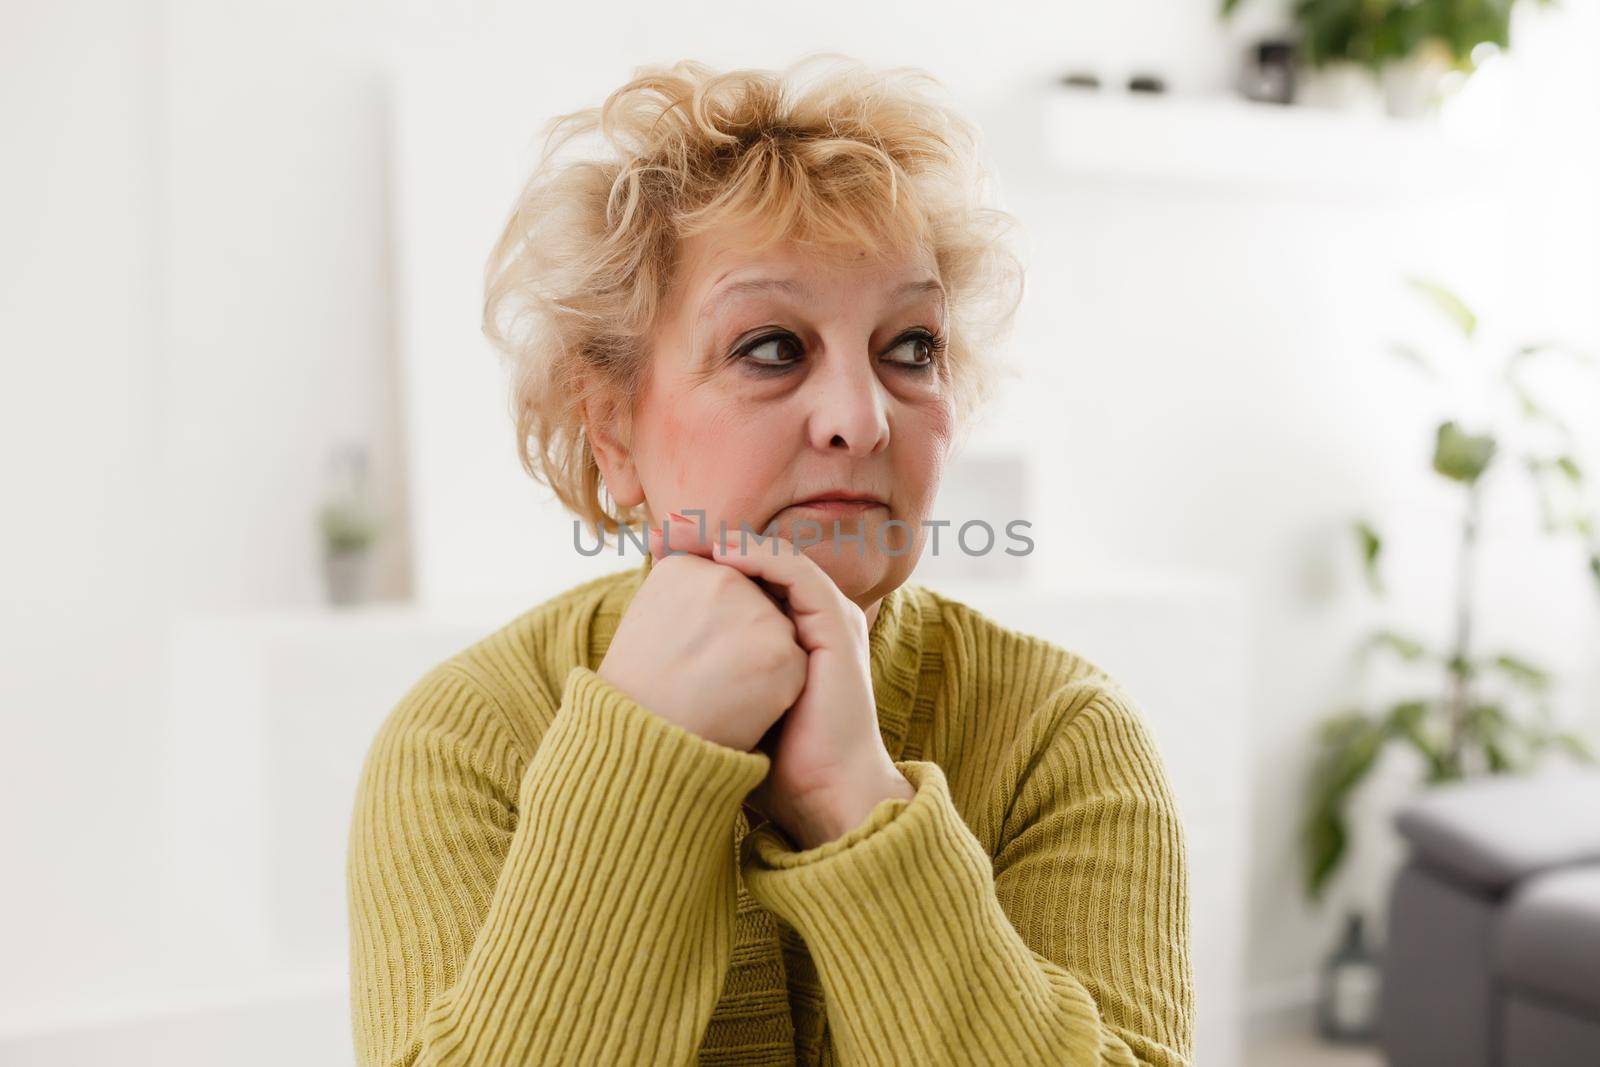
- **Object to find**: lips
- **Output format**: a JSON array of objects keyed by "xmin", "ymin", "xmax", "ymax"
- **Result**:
[
  {"xmin": 789, "ymin": 492, "xmax": 888, "ymax": 507},
  {"xmin": 787, "ymin": 498, "xmax": 887, "ymax": 509}
]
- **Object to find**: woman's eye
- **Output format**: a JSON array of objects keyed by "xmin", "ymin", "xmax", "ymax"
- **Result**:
[
  {"xmin": 734, "ymin": 329, "xmax": 946, "ymax": 372},
  {"xmin": 737, "ymin": 333, "xmax": 803, "ymax": 369},
  {"xmin": 884, "ymin": 331, "xmax": 945, "ymax": 369}
]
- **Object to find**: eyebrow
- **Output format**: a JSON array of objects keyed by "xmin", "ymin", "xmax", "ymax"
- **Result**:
[{"xmin": 696, "ymin": 275, "xmax": 946, "ymax": 325}]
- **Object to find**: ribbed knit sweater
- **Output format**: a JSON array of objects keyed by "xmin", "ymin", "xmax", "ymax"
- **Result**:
[{"xmin": 346, "ymin": 552, "xmax": 1193, "ymax": 1066}]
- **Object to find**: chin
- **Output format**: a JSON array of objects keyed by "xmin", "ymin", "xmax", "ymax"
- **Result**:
[
  {"xmin": 749, "ymin": 510, "xmax": 911, "ymax": 601},
  {"xmin": 799, "ymin": 543, "xmax": 900, "ymax": 605}
]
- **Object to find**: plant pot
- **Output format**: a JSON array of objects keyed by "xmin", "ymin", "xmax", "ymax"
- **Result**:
[
  {"xmin": 323, "ymin": 548, "xmax": 373, "ymax": 606},
  {"xmin": 1296, "ymin": 61, "xmax": 1385, "ymax": 114}
]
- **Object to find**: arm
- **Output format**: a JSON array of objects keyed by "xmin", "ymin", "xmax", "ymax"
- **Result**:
[
  {"xmin": 347, "ymin": 662, "xmax": 770, "ymax": 1066},
  {"xmin": 737, "ymin": 683, "xmax": 1193, "ymax": 1067}
]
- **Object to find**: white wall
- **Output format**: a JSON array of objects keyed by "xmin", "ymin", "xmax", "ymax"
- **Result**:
[
  {"xmin": 386, "ymin": 2, "xmax": 1600, "ymax": 1014},
  {"xmin": 159, "ymin": 0, "xmax": 413, "ymax": 609},
  {"xmin": 4, "ymin": 0, "xmax": 1598, "ymax": 1045},
  {"xmin": 1, "ymin": 0, "xmax": 170, "ymax": 1013},
  {"xmin": 3, "ymin": 0, "xmax": 417, "ymax": 1028}
]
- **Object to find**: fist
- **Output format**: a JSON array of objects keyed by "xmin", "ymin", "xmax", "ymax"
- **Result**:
[{"xmin": 596, "ymin": 516, "xmax": 807, "ymax": 751}]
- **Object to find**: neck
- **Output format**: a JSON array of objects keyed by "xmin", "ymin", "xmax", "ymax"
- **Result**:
[{"xmin": 863, "ymin": 596, "xmax": 882, "ymax": 633}]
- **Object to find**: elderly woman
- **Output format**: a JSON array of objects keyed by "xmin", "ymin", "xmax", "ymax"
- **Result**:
[{"xmin": 347, "ymin": 55, "xmax": 1192, "ymax": 1067}]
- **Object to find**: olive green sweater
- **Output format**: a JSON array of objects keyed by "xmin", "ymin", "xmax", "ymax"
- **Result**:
[{"xmin": 346, "ymin": 553, "xmax": 1193, "ymax": 1066}]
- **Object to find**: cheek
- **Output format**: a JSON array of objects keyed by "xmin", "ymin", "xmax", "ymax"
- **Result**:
[
  {"xmin": 906, "ymin": 396, "xmax": 955, "ymax": 457},
  {"xmin": 655, "ymin": 393, "xmax": 779, "ymax": 496},
  {"xmin": 896, "ymin": 401, "xmax": 954, "ymax": 504},
  {"xmin": 926, "ymin": 397, "xmax": 956, "ymax": 448}
]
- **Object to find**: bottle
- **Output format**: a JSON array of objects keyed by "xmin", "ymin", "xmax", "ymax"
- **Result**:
[{"xmin": 1318, "ymin": 911, "xmax": 1381, "ymax": 1042}]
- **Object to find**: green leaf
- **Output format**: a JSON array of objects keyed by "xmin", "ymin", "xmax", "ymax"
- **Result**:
[
  {"xmin": 1554, "ymin": 733, "xmax": 1597, "ymax": 763},
  {"xmin": 1433, "ymin": 421, "xmax": 1497, "ymax": 484},
  {"xmin": 1408, "ymin": 278, "xmax": 1478, "ymax": 339},
  {"xmin": 1525, "ymin": 455, "xmax": 1574, "ymax": 493},
  {"xmin": 1317, "ymin": 709, "xmax": 1372, "ymax": 746},
  {"xmin": 1304, "ymin": 807, "xmax": 1347, "ymax": 901},
  {"xmin": 1508, "ymin": 381, "xmax": 1573, "ymax": 436},
  {"xmin": 1384, "ymin": 700, "xmax": 1429, "ymax": 733},
  {"xmin": 1354, "ymin": 520, "xmax": 1383, "ymax": 594},
  {"xmin": 1485, "ymin": 740, "xmax": 1517, "ymax": 773},
  {"xmin": 1367, "ymin": 629, "xmax": 1429, "ymax": 661},
  {"xmin": 1384, "ymin": 700, "xmax": 1451, "ymax": 781},
  {"xmin": 1466, "ymin": 701, "xmax": 1509, "ymax": 734},
  {"xmin": 1465, "ymin": 703, "xmax": 1524, "ymax": 773},
  {"xmin": 1486, "ymin": 653, "xmax": 1552, "ymax": 691},
  {"xmin": 1303, "ymin": 712, "xmax": 1389, "ymax": 899}
]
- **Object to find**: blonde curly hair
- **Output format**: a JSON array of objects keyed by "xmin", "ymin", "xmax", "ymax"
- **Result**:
[{"xmin": 482, "ymin": 53, "xmax": 1025, "ymax": 540}]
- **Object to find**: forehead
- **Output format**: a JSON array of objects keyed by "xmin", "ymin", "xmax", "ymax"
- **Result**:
[{"xmin": 672, "ymin": 221, "xmax": 941, "ymax": 322}]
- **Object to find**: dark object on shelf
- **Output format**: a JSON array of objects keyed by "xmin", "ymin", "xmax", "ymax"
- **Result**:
[
  {"xmin": 1059, "ymin": 71, "xmax": 1100, "ymax": 90},
  {"xmin": 1127, "ymin": 74, "xmax": 1166, "ymax": 94},
  {"xmin": 1240, "ymin": 38, "xmax": 1297, "ymax": 105},
  {"xmin": 1317, "ymin": 911, "xmax": 1381, "ymax": 1043}
]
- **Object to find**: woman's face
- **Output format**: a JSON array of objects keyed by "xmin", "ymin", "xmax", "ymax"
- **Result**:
[{"xmin": 593, "ymin": 221, "xmax": 956, "ymax": 614}]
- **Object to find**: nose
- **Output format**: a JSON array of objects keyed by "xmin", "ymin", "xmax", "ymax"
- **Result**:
[{"xmin": 804, "ymin": 346, "xmax": 891, "ymax": 457}]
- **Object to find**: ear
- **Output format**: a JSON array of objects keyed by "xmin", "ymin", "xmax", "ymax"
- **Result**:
[{"xmin": 581, "ymin": 389, "xmax": 645, "ymax": 510}]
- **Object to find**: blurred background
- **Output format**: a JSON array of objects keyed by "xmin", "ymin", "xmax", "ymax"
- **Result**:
[{"xmin": 4, "ymin": 1, "xmax": 1599, "ymax": 1064}]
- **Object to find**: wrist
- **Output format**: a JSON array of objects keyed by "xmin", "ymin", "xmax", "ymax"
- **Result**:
[{"xmin": 788, "ymin": 762, "xmax": 915, "ymax": 850}]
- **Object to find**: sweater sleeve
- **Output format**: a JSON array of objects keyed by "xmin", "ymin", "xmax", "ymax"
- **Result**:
[
  {"xmin": 736, "ymin": 684, "xmax": 1194, "ymax": 1067},
  {"xmin": 346, "ymin": 662, "xmax": 771, "ymax": 1067}
]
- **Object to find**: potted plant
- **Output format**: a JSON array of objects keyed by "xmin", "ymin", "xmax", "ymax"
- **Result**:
[
  {"xmin": 318, "ymin": 443, "xmax": 382, "ymax": 606},
  {"xmin": 1220, "ymin": 0, "xmax": 1559, "ymax": 116},
  {"xmin": 1303, "ymin": 276, "xmax": 1598, "ymax": 903}
]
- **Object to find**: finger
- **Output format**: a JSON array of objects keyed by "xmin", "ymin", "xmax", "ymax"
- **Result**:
[
  {"xmin": 647, "ymin": 518, "xmax": 792, "ymax": 619},
  {"xmin": 649, "ymin": 517, "xmax": 787, "ymax": 609},
  {"xmin": 647, "ymin": 513, "xmax": 719, "ymax": 562},
  {"xmin": 711, "ymin": 532, "xmax": 855, "ymax": 652}
]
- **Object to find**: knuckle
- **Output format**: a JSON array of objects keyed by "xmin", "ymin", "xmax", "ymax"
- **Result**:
[
  {"xmin": 756, "ymin": 636, "xmax": 792, "ymax": 674},
  {"xmin": 710, "ymin": 565, "xmax": 749, "ymax": 593}
]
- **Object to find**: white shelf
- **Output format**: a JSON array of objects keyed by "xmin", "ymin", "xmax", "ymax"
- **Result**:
[
  {"xmin": 0, "ymin": 965, "xmax": 344, "ymax": 1041},
  {"xmin": 1034, "ymin": 88, "xmax": 1504, "ymax": 198},
  {"xmin": 0, "ymin": 965, "xmax": 348, "ymax": 1065}
]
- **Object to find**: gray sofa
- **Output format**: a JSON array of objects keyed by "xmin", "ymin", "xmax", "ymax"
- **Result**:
[{"xmin": 1382, "ymin": 770, "xmax": 1600, "ymax": 1067}]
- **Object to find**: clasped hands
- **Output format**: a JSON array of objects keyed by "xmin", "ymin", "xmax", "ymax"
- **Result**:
[{"xmin": 596, "ymin": 512, "xmax": 913, "ymax": 851}]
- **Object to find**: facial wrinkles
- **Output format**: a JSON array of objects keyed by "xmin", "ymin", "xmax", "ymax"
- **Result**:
[
  {"xmin": 650, "ymin": 236, "xmax": 950, "ymax": 514},
  {"xmin": 696, "ymin": 303, "xmax": 944, "ymax": 400}
]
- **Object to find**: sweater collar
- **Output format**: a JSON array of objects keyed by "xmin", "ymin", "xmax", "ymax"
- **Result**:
[{"xmin": 626, "ymin": 550, "xmax": 924, "ymax": 759}]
